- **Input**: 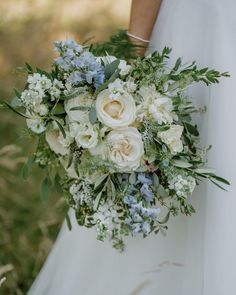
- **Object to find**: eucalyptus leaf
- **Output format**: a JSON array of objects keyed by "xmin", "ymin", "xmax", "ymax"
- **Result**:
[
  {"xmin": 173, "ymin": 160, "xmax": 192, "ymax": 168},
  {"xmin": 129, "ymin": 173, "xmax": 136, "ymax": 185},
  {"xmin": 41, "ymin": 176, "xmax": 52, "ymax": 202},
  {"xmin": 157, "ymin": 185, "xmax": 169, "ymax": 198},
  {"xmin": 89, "ymin": 107, "xmax": 97, "ymax": 124},
  {"xmin": 104, "ymin": 59, "xmax": 120, "ymax": 79},
  {"xmin": 153, "ymin": 173, "xmax": 160, "ymax": 188}
]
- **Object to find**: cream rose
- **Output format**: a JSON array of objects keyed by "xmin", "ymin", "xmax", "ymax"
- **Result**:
[
  {"xmin": 75, "ymin": 124, "xmax": 98, "ymax": 149},
  {"xmin": 96, "ymin": 89, "xmax": 136, "ymax": 128},
  {"xmin": 158, "ymin": 125, "xmax": 184, "ymax": 154},
  {"xmin": 107, "ymin": 127, "xmax": 144, "ymax": 170},
  {"xmin": 64, "ymin": 92, "xmax": 92, "ymax": 124}
]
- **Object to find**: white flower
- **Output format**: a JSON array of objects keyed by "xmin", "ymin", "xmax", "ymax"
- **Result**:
[
  {"xmin": 138, "ymin": 85, "xmax": 176, "ymax": 124},
  {"xmin": 26, "ymin": 118, "xmax": 46, "ymax": 134},
  {"xmin": 108, "ymin": 78, "xmax": 125, "ymax": 99},
  {"xmin": 45, "ymin": 128, "xmax": 71, "ymax": 155},
  {"xmin": 107, "ymin": 127, "xmax": 144, "ymax": 170},
  {"xmin": 118, "ymin": 60, "xmax": 132, "ymax": 76},
  {"xmin": 75, "ymin": 124, "xmax": 98, "ymax": 149},
  {"xmin": 158, "ymin": 125, "xmax": 184, "ymax": 154},
  {"xmin": 96, "ymin": 89, "xmax": 136, "ymax": 128},
  {"xmin": 49, "ymin": 79, "xmax": 64, "ymax": 100},
  {"xmin": 97, "ymin": 56, "xmax": 131, "ymax": 76},
  {"xmin": 28, "ymin": 73, "xmax": 52, "ymax": 90},
  {"xmin": 34, "ymin": 103, "xmax": 49, "ymax": 116},
  {"xmin": 64, "ymin": 92, "xmax": 92, "ymax": 124},
  {"xmin": 21, "ymin": 89, "xmax": 43, "ymax": 106}
]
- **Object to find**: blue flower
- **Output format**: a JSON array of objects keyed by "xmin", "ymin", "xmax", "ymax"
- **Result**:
[
  {"xmin": 124, "ymin": 195, "xmax": 137, "ymax": 206},
  {"xmin": 137, "ymin": 173, "xmax": 153, "ymax": 186},
  {"xmin": 142, "ymin": 221, "xmax": 151, "ymax": 235},
  {"xmin": 140, "ymin": 183, "xmax": 154, "ymax": 202},
  {"xmin": 148, "ymin": 208, "xmax": 161, "ymax": 219}
]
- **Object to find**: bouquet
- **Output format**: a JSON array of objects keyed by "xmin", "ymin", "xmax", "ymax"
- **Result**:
[{"xmin": 5, "ymin": 31, "xmax": 229, "ymax": 251}]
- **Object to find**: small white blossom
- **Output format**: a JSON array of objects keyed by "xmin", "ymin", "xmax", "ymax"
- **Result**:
[
  {"xmin": 26, "ymin": 118, "xmax": 46, "ymax": 134},
  {"xmin": 168, "ymin": 175, "xmax": 196, "ymax": 198},
  {"xmin": 118, "ymin": 60, "xmax": 132, "ymax": 76}
]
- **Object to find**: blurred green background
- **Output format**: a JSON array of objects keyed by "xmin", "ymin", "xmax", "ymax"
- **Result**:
[{"xmin": 0, "ymin": 1, "xmax": 131, "ymax": 293}]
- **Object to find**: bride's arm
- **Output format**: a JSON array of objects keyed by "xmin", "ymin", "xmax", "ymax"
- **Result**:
[{"xmin": 128, "ymin": 0, "xmax": 162, "ymax": 55}]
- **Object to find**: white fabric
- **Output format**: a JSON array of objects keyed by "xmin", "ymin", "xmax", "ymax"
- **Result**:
[{"xmin": 28, "ymin": 0, "xmax": 236, "ymax": 294}]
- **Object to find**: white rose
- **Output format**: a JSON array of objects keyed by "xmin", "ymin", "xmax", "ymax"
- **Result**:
[
  {"xmin": 138, "ymin": 85, "xmax": 176, "ymax": 124},
  {"xmin": 64, "ymin": 92, "xmax": 92, "ymax": 124},
  {"xmin": 75, "ymin": 124, "xmax": 98, "ymax": 149},
  {"xmin": 45, "ymin": 128, "xmax": 71, "ymax": 155},
  {"xmin": 96, "ymin": 89, "xmax": 136, "ymax": 128},
  {"xmin": 158, "ymin": 125, "xmax": 184, "ymax": 154},
  {"xmin": 107, "ymin": 127, "xmax": 144, "ymax": 170}
]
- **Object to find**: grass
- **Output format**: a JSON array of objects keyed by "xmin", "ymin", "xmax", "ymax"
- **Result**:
[{"xmin": 0, "ymin": 0, "xmax": 130, "ymax": 293}]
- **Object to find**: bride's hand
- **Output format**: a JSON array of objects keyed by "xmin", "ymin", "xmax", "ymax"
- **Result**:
[{"xmin": 128, "ymin": 0, "xmax": 162, "ymax": 56}]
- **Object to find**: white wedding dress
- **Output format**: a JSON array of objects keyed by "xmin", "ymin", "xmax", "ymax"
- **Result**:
[{"xmin": 28, "ymin": 1, "xmax": 236, "ymax": 294}]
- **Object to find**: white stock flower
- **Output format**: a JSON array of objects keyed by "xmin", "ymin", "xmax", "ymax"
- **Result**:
[
  {"xmin": 34, "ymin": 103, "xmax": 49, "ymax": 116},
  {"xmin": 138, "ymin": 85, "xmax": 176, "ymax": 124},
  {"xmin": 158, "ymin": 125, "xmax": 184, "ymax": 154},
  {"xmin": 45, "ymin": 128, "xmax": 71, "ymax": 155},
  {"xmin": 118, "ymin": 60, "xmax": 132, "ymax": 76},
  {"xmin": 107, "ymin": 127, "xmax": 144, "ymax": 170},
  {"xmin": 26, "ymin": 118, "xmax": 46, "ymax": 134},
  {"xmin": 64, "ymin": 92, "xmax": 92, "ymax": 124},
  {"xmin": 96, "ymin": 89, "xmax": 136, "ymax": 128},
  {"xmin": 75, "ymin": 124, "xmax": 98, "ymax": 149}
]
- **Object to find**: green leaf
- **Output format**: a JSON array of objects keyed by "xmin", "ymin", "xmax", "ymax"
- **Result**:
[
  {"xmin": 70, "ymin": 106, "xmax": 90, "ymax": 111},
  {"xmin": 51, "ymin": 103, "xmax": 65, "ymax": 115},
  {"xmin": 95, "ymin": 68, "xmax": 120, "ymax": 95},
  {"xmin": 104, "ymin": 59, "xmax": 120, "ymax": 79},
  {"xmin": 89, "ymin": 107, "xmax": 97, "ymax": 124},
  {"xmin": 14, "ymin": 88, "xmax": 21, "ymax": 99},
  {"xmin": 93, "ymin": 190, "xmax": 103, "ymax": 211},
  {"xmin": 54, "ymin": 173, "xmax": 63, "ymax": 195},
  {"xmin": 208, "ymin": 174, "xmax": 230, "ymax": 185},
  {"xmin": 157, "ymin": 185, "xmax": 169, "ymax": 198},
  {"xmin": 41, "ymin": 176, "xmax": 52, "ymax": 202},
  {"xmin": 195, "ymin": 168, "xmax": 216, "ymax": 174},
  {"xmin": 20, "ymin": 156, "xmax": 34, "ymax": 180},
  {"xmin": 25, "ymin": 62, "xmax": 33, "ymax": 74},
  {"xmin": 65, "ymin": 213, "xmax": 72, "ymax": 230},
  {"xmin": 159, "ymin": 212, "xmax": 170, "ymax": 224},
  {"xmin": 209, "ymin": 179, "xmax": 228, "ymax": 191},
  {"xmin": 129, "ymin": 173, "xmax": 136, "ymax": 185},
  {"xmin": 4, "ymin": 101, "xmax": 31, "ymax": 119},
  {"xmin": 184, "ymin": 122, "xmax": 199, "ymax": 136},
  {"xmin": 94, "ymin": 174, "xmax": 109, "ymax": 190},
  {"xmin": 135, "ymin": 165, "xmax": 148, "ymax": 173},
  {"xmin": 153, "ymin": 173, "xmax": 160, "ymax": 188},
  {"xmin": 173, "ymin": 160, "xmax": 192, "ymax": 168}
]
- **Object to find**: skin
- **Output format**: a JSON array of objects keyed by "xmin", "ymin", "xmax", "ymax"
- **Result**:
[{"xmin": 128, "ymin": 0, "xmax": 163, "ymax": 55}]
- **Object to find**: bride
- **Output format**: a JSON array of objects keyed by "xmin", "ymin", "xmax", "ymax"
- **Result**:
[{"xmin": 28, "ymin": 1, "xmax": 236, "ymax": 294}]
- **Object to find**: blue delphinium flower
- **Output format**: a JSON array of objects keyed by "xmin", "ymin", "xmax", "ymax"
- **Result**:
[
  {"xmin": 54, "ymin": 40, "xmax": 105, "ymax": 88},
  {"xmin": 141, "ymin": 221, "xmax": 151, "ymax": 235},
  {"xmin": 124, "ymin": 195, "xmax": 137, "ymax": 206},
  {"xmin": 137, "ymin": 173, "xmax": 153, "ymax": 186},
  {"xmin": 140, "ymin": 183, "xmax": 155, "ymax": 202}
]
